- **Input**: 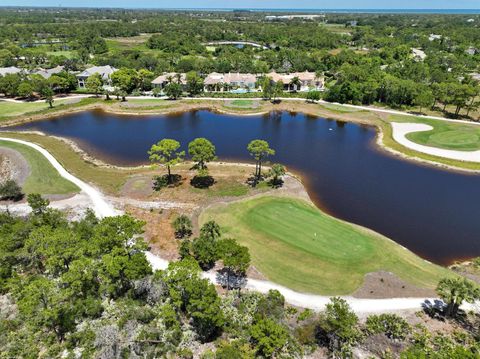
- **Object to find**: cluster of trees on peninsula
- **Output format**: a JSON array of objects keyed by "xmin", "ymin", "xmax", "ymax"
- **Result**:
[
  {"xmin": 1, "ymin": 195, "xmax": 480, "ymax": 357},
  {"xmin": 148, "ymin": 137, "xmax": 283, "ymax": 189},
  {"xmin": 1, "ymin": 9, "xmax": 479, "ymax": 117}
]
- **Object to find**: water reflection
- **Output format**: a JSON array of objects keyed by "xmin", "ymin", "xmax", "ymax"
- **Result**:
[{"xmin": 10, "ymin": 109, "xmax": 480, "ymax": 265}]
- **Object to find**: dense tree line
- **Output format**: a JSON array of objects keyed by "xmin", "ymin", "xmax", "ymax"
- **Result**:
[
  {"xmin": 0, "ymin": 70, "xmax": 76, "ymax": 99},
  {"xmin": 1, "ymin": 9, "xmax": 479, "ymax": 116},
  {"xmin": 1, "ymin": 197, "xmax": 479, "ymax": 357}
]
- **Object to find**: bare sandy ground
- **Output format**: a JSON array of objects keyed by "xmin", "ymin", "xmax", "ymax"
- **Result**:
[
  {"xmin": 391, "ymin": 122, "xmax": 480, "ymax": 163},
  {"xmin": 0, "ymin": 147, "xmax": 30, "ymax": 185}
]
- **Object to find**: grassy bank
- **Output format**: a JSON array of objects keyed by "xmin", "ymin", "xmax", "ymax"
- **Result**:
[
  {"xmin": 4, "ymin": 95, "xmax": 480, "ymax": 172},
  {"xmin": 0, "ymin": 140, "xmax": 79, "ymax": 195},
  {"xmin": 200, "ymin": 196, "xmax": 450, "ymax": 295},
  {"xmin": 0, "ymin": 133, "xmax": 143, "ymax": 194},
  {"xmin": 0, "ymin": 98, "xmax": 101, "ymax": 122}
]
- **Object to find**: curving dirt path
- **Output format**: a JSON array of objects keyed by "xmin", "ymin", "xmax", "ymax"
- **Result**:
[
  {"xmin": 391, "ymin": 123, "xmax": 480, "ymax": 163},
  {"xmin": 0, "ymin": 136, "xmax": 460, "ymax": 314},
  {"xmin": 0, "ymin": 137, "xmax": 118, "ymax": 218}
]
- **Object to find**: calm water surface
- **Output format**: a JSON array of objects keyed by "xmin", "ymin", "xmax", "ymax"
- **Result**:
[{"xmin": 11, "ymin": 110, "xmax": 480, "ymax": 265}]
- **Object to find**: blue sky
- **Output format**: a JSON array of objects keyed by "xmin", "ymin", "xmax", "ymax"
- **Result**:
[{"xmin": 0, "ymin": 0, "xmax": 479, "ymax": 9}]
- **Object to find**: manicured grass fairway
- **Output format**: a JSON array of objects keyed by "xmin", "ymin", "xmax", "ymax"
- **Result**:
[
  {"xmin": 46, "ymin": 50, "xmax": 75, "ymax": 59},
  {"xmin": 229, "ymin": 100, "xmax": 254, "ymax": 107},
  {"xmin": 0, "ymin": 140, "xmax": 79, "ymax": 195},
  {"xmin": 0, "ymin": 98, "xmax": 93, "ymax": 121},
  {"xmin": 320, "ymin": 103, "xmax": 364, "ymax": 114},
  {"xmin": 407, "ymin": 120, "xmax": 480, "ymax": 151},
  {"xmin": 0, "ymin": 101, "xmax": 56, "ymax": 118},
  {"xmin": 200, "ymin": 196, "xmax": 450, "ymax": 295},
  {"xmin": 390, "ymin": 114, "xmax": 480, "ymax": 151}
]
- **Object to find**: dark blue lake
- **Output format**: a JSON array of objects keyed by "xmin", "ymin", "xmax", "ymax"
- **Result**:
[{"xmin": 10, "ymin": 109, "xmax": 480, "ymax": 265}]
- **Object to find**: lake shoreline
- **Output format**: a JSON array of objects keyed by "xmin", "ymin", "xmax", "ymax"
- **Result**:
[
  {"xmin": 4, "ymin": 108, "xmax": 480, "ymax": 265},
  {"xmin": 4, "ymin": 100, "xmax": 480, "ymax": 176}
]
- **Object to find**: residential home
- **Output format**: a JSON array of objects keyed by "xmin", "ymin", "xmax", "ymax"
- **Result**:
[
  {"xmin": 204, "ymin": 72, "xmax": 257, "ymax": 92},
  {"xmin": 411, "ymin": 48, "xmax": 427, "ymax": 61},
  {"xmin": 466, "ymin": 47, "xmax": 478, "ymax": 56},
  {"xmin": 0, "ymin": 66, "xmax": 22, "ymax": 77},
  {"xmin": 266, "ymin": 71, "xmax": 324, "ymax": 91},
  {"xmin": 471, "ymin": 73, "xmax": 480, "ymax": 82},
  {"xmin": 76, "ymin": 65, "xmax": 117, "ymax": 88},
  {"xmin": 151, "ymin": 73, "xmax": 187, "ymax": 89},
  {"xmin": 34, "ymin": 65, "xmax": 65, "ymax": 79}
]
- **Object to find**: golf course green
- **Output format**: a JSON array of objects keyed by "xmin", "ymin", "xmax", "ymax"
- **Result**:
[
  {"xmin": 390, "ymin": 114, "xmax": 480, "ymax": 151},
  {"xmin": 200, "ymin": 196, "xmax": 450, "ymax": 295}
]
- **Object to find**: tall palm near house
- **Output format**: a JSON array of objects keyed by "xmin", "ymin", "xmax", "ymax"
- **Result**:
[
  {"xmin": 290, "ymin": 76, "xmax": 301, "ymax": 92},
  {"xmin": 315, "ymin": 70, "xmax": 324, "ymax": 81},
  {"xmin": 175, "ymin": 73, "xmax": 182, "ymax": 84},
  {"xmin": 166, "ymin": 75, "xmax": 174, "ymax": 84}
]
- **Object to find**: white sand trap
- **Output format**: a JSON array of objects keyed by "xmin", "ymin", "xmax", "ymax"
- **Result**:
[{"xmin": 391, "ymin": 122, "xmax": 480, "ymax": 163}]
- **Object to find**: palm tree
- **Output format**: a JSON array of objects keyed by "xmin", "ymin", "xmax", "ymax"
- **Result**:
[
  {"xmin": 175, "ymin": 73, "xmax": 182, "ymax": 84},
  {"xmin": 290, "ymin": 76, "xmax": 302, "ymax": 92},
  {"xmin": 436, "ymin": 277, "xmax": 480, "ymax": 317}
]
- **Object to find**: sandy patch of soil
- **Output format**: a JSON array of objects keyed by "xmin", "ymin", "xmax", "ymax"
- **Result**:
[
  {"xmin": 449, "ymin": 262, "xmax": 480, "ymax": 285},
  {"xmin": 247, "ymin": 265, "xmax": 267, "ymax": 281},
  {"xmin": 120, "ymin": 175, "xmax": 156, "ymax": 198},
  {"xmin": 0, "ymin": 147, "xmax": 30, "ymax": 185},
  {"xmin": 352, "ymin": 271, "xmax": 435, "ymax": 299},
  {"xmin": 0, "ymin": 193, "xmax": 92, "ymax": 220},
  {"xmin": 126, "ymin": 206, "xmax": 183, "ymax": 261}
]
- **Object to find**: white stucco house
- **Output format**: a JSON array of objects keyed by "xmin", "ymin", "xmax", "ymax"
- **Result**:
[{"xmin": 76, "ymin": 65, "xmax": 118, "ymax": 88}]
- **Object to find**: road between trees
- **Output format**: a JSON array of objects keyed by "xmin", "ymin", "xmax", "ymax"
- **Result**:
[{"xmin": 0, "ymin": 136, "xmax": 455, "ymax": 314}]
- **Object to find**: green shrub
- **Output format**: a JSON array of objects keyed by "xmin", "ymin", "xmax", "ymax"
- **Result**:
[
  {"xmin": 172, "ymin": 214, "xmax": 193, "ymax": 239},
  {"xmin": 294, "ymin": 321, "xmax": 318, "ymax": 347},
  {"xmin": 365, "ymin": 313, "xmax": 411, "ymax": 340},
  {"xmin": 152, "ymin": 175, "xmax": 169, "ymax": 190},
  {"xmin": 0, "ymin": 179, "xmax": 23, "ymax": 201},
  {"xmin": 298, "ymin": 308, "xmax": 314, "ymax": 322},
  {"xmin": 317, "ymin": 297, "xmax": 360, "ymax": 356}
]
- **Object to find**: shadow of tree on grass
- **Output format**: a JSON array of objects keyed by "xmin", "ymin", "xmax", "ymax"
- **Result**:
[
  {"xmin": 190, "ymin": 175, "xmax": 215, "ymax": 189},
  {"xmin": 152, "ymin": 174, "xmax": 183, "ymax": 191}
]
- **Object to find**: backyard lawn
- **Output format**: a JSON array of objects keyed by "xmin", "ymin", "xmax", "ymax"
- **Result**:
[
  {"xmin": 0, "ymin": 140, "xmax": 79, "ymax": 195},
  {"xmin": 200, "ymin": 196, "xmax": 450, "ymax": 295}
]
